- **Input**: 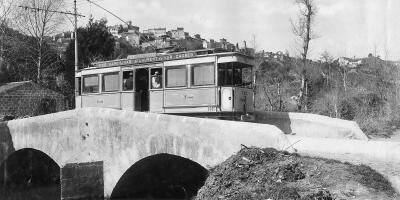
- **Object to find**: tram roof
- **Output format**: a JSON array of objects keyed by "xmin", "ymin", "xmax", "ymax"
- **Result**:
[{"xmin": 85, "ymin": 49, "xmax": 254, "ymax": 70}]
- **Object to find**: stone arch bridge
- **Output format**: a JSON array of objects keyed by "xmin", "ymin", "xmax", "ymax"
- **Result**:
[{"xmin": 0, "ymin": 108, "xmax": 289, "ymax": 199}]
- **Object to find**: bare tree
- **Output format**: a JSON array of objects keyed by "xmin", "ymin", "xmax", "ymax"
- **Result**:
[
  {"xmin": 15, "ymin": 0, "xmax": 65, "ymax": 82},
  {"xmin": 291, "ymin": 0, "xmax": 317, "ymax": 110},
  {"xmin": 0, "ymin": 0, "xmax": 14, "ymax": 61},
  {"xmin": 320, "ymin": 50, "xmax": 334, "ymax": 88},
  {"xmin": 0, "ymin": 0, "xmax": 13, "ymax": 27}
]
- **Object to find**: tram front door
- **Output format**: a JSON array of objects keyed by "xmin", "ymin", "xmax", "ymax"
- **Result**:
[{"xmin": 135, "ymin": 68, "xmax": 149, "ymax": 111}]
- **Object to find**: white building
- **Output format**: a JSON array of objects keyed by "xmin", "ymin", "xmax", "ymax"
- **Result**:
[{"xmin": 170, "ymin": 28, "xmax": 185, "ymax": 40}]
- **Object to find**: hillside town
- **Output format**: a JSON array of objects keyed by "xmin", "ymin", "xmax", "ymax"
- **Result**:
[{"xmin": 52, "ymin": 24, "xmax": 252, "ymax": 56}]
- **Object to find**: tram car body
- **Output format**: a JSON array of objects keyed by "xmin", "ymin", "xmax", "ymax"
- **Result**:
[{"xmin": 75, "ymin": 49, "xmax": 254, "ymax": 118}]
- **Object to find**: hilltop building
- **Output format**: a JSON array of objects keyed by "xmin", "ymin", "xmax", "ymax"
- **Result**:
[
  {"xmin": 50, "ymin": 31, "xmax": 74, "ymax": 56},
  {"xmin": 123, "ymin": 29, "xmax": 141, "ymax": 47},
  {"xmin": 143, "ymin": 28, "xmax": 167, "ymax": 38},
  {"xmin": 170, "ymin": 27, "xmax": 185, "ymax": 39},
  {"xmin": 108, "ymin": 25, "xmax": 141, "ymax": 47},
  {"xmin": 128, "ymin": 26, "xmax": 140, "ymax": 33},
  {"xmin": 258, "ymin": 51, "xmax": 289, "ymax": 61},
  {"xmin": 52, "ymin": 31, "xmax": 73, "ymax": 42},
  {"xmin": 338, "ymin": 57, "xmax": 363, "ymax": 68},
  {"xmin": 184, "ymin": 32, "xmax": 190, "ymax": 39},
  {"xmin": 108, "ymin": 25, "xmax": 120, "ymax": 38},
  {"xmin": 194, "ymin": 34, "xmax": 201, "ymax": 40},
  {"xmin": 202, "ymin": 38, "xmax": 235, "ymax": 51}
]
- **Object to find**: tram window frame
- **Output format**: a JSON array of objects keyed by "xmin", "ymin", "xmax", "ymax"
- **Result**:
[
  {"xmin": 75, "ymin": 77, "xmax": 81, "ymax": 95},
  {"xmin": 102, "ymin": 72, "xmax": 120, "ymax": 92},
  {"xmin": 191, "ymin": 62, "xmax": 215, "ymax": 86},
  {"xmin": 122, "ymin": 71, "xmax": 134, "ymax": 91},
  {"xmin": 166, "ymin": 66, "xmax": 187, "ymax": 88},
  {"xmin": 218, "ymin": 63, "xmax": 233, "ymax": 86},
  {"xmin": 218, "ymin": 62, "xmax": 253, "ymax": 87},
  {"xmin": 241, "ymin": 64, "xmax": 253, "ymax": 86},
  {"xmin": 150, "ymin": 68, "xmax": 163, "ymax": 89},
  {"xmin": 82, "ymin": 75, "xmax": 99, "ymax": 94},
  {"xmin": 233, "ymin": 66, "xmax": 242, "ymax": 85}
]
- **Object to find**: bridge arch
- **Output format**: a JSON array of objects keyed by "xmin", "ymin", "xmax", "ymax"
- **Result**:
[
  {"xmin": 110, "ymin": 153, "xmax": 209, "ymax": 199},
  {"xmin": 0, "ymin": 148, "xmax": 60, "ymax": 199}
]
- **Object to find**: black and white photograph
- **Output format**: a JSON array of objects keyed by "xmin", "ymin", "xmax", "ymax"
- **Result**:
[{"xmin": 0, "ymin": 0, "xmax": 400, "ymax": 199}]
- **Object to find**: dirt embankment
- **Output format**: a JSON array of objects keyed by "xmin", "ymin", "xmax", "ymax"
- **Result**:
[{"xmin": 195, "ymin": 146, "xmax": 399, "ymax": 200}]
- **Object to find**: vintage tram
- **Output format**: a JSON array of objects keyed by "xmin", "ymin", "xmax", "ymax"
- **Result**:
[{"xmin": 75, "ymin": 49, "xmax": 254, "ymax": 119}]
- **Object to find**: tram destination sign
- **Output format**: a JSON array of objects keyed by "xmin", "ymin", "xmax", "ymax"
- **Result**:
[{"xmin": 94, "ymin": 51, "xmax": 197, "ymax": 68}]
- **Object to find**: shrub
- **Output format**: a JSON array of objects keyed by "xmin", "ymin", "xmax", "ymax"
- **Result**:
[{"xmin": 339, "ymin": 99, "xmax": 357, "ymax": 120}]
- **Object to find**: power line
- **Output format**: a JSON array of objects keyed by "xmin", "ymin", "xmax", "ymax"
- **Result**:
[
  {"xmin": 66, "ymin": 0, "xmax": 103, "ymax": 6},
  {"xmin": 19, "ymin": 4, "xmax": 85, "ymax": 71},
  {"xmin": 66, "ymin": 0, "xmax": 99, "ymax": 7},
  {"xmin": 18, "ymin": 5, "xmax": 85, "ymax": 17},
  {"xmin": 77, "ymin": 1, "xmax": 155, "ymax": 48},
  {"xmin": 86, "ymin": 0, "xmax": 129, "ymax": 26}
]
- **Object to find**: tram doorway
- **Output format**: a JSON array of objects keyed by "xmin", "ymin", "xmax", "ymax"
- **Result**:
[{"xmin": 135, "ymin": 68, "xmax": 149, "ymax": 111}]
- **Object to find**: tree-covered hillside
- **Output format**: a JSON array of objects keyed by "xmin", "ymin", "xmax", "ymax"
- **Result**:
[{"xmin": 255, "ymin": 52, "xmax": 400, "ymax": 135}]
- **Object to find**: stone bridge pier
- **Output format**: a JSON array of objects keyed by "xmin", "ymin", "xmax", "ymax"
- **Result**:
[{"xmin": 0, "ymin": 108, "xmax": 289, "ymax": 199}]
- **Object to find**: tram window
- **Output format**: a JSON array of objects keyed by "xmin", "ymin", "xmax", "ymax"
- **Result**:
[
  {"xmin": 151, "ymin": 68, "xmax": 162, "ymax": 89},
  {"xmin": 192, "ymin": 63, "xmax": 214, "ymax": 86},
  {"xmin": 242, "ymin": 65, "xmax": 252, "ymax": 85},
  {"xmin": 233, "ymin": 68, "xmax": 242, "ymax": 85},
  {"xmin": 75, "ymin": 77, "xmax": 81, "ymax": 95},
  {"xmin": 102, "ymin": 72, "xmax": 119, "ymax": 92},
  {"xmin": 166, "ymin": 66, "xmax": 186, "ymax": 88},
  {"xmin": 123, "ymin": 71, "xmax": 134, "ymax": 91},
  {"xmin": 218, "ymin": 62, "xmax": 252, "ymax": 86},
  {"xmin": 83, "ymin": 75, "xmax": 99, "ymax": 93},
  {"xmin": 218, "ymin": 63, "xmax": 233, "ymax": 86}
]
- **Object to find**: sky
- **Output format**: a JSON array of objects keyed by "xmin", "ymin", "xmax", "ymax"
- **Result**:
[{"xmin": 67, "ymin": 0, "xmax": 400, "ymax": 60}]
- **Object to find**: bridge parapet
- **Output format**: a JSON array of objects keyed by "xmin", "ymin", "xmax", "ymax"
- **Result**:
[{"xmin": 255, "ymin": 111, "xmax": 368, "ymax": 140}]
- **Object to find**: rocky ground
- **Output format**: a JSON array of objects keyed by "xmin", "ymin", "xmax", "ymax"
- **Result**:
[{"xmin": 195, "ymin": 146, "xmax": 399, "ymax": 200}]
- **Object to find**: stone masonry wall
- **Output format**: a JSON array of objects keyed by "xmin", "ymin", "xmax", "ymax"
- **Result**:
[{"xmin": 0, "ymin": 82, "xmax": 66, "ymax": 118}]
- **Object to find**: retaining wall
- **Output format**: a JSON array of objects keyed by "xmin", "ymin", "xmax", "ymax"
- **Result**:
[{"xmin": 255, "ymin": 111, "xmax": 368, "ymax": 140}]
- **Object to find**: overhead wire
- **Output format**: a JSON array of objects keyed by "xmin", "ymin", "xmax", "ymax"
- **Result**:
[
  {"xmin": 83, "ymin": 0, "xmax": 155, "ymax": 45},
  {"xmin": 86, "ymin": 0, "xmax": 128, "ymax": 25},
  {"xmin": 67, "ymin": 0, "xmax": 155, "ymax": 46}
]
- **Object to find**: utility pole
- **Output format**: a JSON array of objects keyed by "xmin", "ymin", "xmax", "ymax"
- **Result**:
[
  {"xmin": 74, "ymin": 0, "xmax": 78, "ymax": 71},
  {"xmin": 18, "ymin": 4, "xmax": 84, "ymax": 71}
]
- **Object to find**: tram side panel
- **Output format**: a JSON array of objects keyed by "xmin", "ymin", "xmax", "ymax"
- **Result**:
[
  {"xmin": 233, "ymin": 87, "xmax": 254, "ymax": 113},
  {"xmin": 149, "ymin": 90, "xmax": 164, "ymax": 113},
  {"xmin": 121, "ymin": 92, "xmax": 134, "ymax": 110},
  {"xmin": 163, "ymin": 87, "xmax": 217, "ymax": 113},
  {"xmin": 81, "ymin": 93, "xmax": 121, "ymax": 109}
]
